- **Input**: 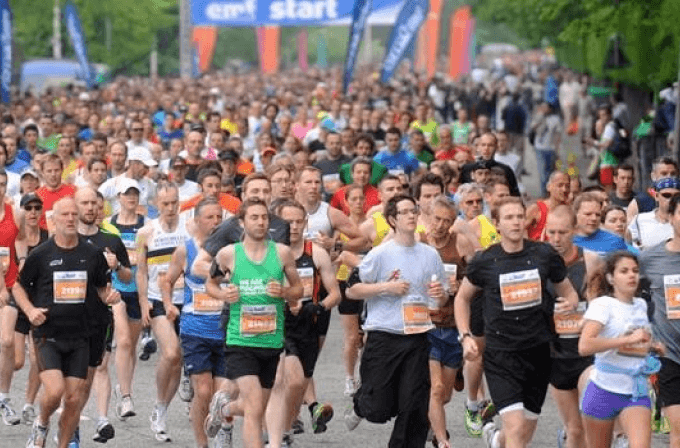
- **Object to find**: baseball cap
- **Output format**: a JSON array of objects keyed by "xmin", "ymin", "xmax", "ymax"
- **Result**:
[
  {"xmin": 20, "ymin": 169, "xmax": 40, "ymax": 180},
  {"xmin": 320, "ymin": 117, "xmax": 336, "ymax": 132},
  {"xmin": 20, "ymin": 193, "xmax": 43, "ymax": 208},
  {"xmin": 169, "ymin": 156, "xmax": 187, "ymax": 168},
  {"xmin": 116, "ymin": 177, "xmax": 141, "ymax": 195},
  {"xmin": 219, "ymin": 150, "xmax": 239, "ymax": 162},
  {"xmin": 128, "ymin": 147, "xmax": 158, "ymax": 167}
]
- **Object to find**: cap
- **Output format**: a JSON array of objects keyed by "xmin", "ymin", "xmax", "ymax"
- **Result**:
[
  {"xmin": 654, "ymin": 177, "xmax": 680, "ymax": 191},
  {"xmin": 320, "ymin": 117, "xmax": 336, "ymax": 132},
  {"xmin": 209, "ymin": 87, "xmax": 220, "ymax": 96},
  {"xmin": 169, "ymin": 156, "xmax": 187, "ymax": 168},
  {"xmin": 20, "ymin": 169, "xmax": 40, "ymax": 179},
  {"xmin": 78, "ymin": 92, "xmax": 90, "ymax": 101},
  {"xmin": 219, "ymin": 150, "xmax": 239, "ymax": 162},
  {"xmin": 128, "ymin": 147, "xmax": 158, "ymax": 167},
  {"xmin": 116, "ymin": 177, "xmax": 141, "ymax": 195},
  {"xmin": 20, "ymin": 193, "xmax": 43, "ymax": 208},
  {"xmin": 261, "ymin": 146, "xmax": 277, "ymax": 157}
]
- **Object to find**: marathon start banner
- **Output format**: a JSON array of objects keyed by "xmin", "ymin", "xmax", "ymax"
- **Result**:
[{"xmin": 191, "ymin": 0, "xmax": 402, "ymax": 26}]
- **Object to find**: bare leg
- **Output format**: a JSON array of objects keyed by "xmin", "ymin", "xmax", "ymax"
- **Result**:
[
  {"xmin": 190, "ymin": 372, "xmax": 214, "ymax": 448},
  {"xmin": 113, "ymin": 303, "xmax": 142, "ymax": 397},
  {"xmin": 57, "ymin": 376, "xmax": 87, "ymax": 448},
  {"xmin": 150, "ymin": 315, "xmax": 181, "ymax": 405},
  {"xmin": 428, "ymin": 360, "xmax": 458, "ymax": 445},
  {"xmin": 0, "ymin": 306, "xmax": 18, "ymax": 395},
  {"xmin": 93, "ymin": 352, "xmax": 112, "ymax": 419}
]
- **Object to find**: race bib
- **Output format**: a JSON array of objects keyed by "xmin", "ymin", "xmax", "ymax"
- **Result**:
[
  {"xmin": 297, "ymin": 267, "xmax": 314, "ymax": 301},
  {"xmin": 554, "ymin": 302, "xmax": 586, "ymax": 338},
  {"xmin": 240, "ymin": 305, "xmax": 277, "ymax": 336},
  {"xmin": 0, "ymin": 247, "xmax": 9, "ymax": 272},
  {"xmin": 402, "ymin": 298, "xmax": 434, "ymax": 335},
  {"xmin": 193, "ymin": 288, "xmax": 222, "ymax": 314},
  {"xmin": 121, "ymin": 238, "xmax": 138, "ymax": 266},
  {"xmin": 322, "ymin": 174, "xmax": 341, "ymax": 194},
  {"xmin": 53, "ymin": 271, "xmax": 87, "ymax": 304},
  {"xmin": 664, "ymin": 275, "xmax": 680, "ymax": 319},
  {"xmin": 499, "ymin": 269, "xmax": 542, "ymax": 311}
]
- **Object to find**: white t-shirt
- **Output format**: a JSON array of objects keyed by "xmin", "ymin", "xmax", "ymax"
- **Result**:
[
  {"xmin": 495, "ymin": 152, "xmax": 521, "ymax": 175},
  {"xmin": 628, "ymin": 211, "xmax": 673, "ymax": 250},
  {"xmin": 177, "ymin": 180, "xmax": 200, "ymax": 202},
  {"xmin": 584, "ymin": 296, "xmax": 650, "ymax": 395},
  {"xmin": 99, "ymin": 175, "xmax": 156, "ymax": 215}
]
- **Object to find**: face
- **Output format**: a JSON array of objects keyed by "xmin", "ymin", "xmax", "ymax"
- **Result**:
[
  {"xmin": 439, "ymin": 129, "xmax": 452, "ymax": 147},
  {"xmin": 486, "ymin": 184, "xmax": 510, "ymax": 208},
  {"xmin": 187, "ymin": 131, "xmax": 203, "ymax": 156},
  {"xmin": 654, "ymin": 163, "xmax": 678, "ymax": 181},
  {"xmin": 209, "ymin": 132, "xmax": 225, "ymax": 150},
  {"xmin": 379, "ymin": 179, "xmax": 403, "ymax": 204},
  {"xmin": 461, "ymin": 192, "xmax": 483, "ymax": 219},
  {"xmin": 472, "ymin": 168, "xmax": 489, "ymax": 184},
  {"xmin": 476, "ymin": 134, "xmax": 496, "ymax": 160},
  {"xmin": 119, "ymin": 188, "xmax": 140, "ymax": 211},
  {"xmin": 610, "ymin": 257, "xmax": 640, "ymax": 297},
  {"xmin": 54, "ymin": 200, "xmax": 79, "ymax": 237},
  {"xmin": 110, "ymin": 144, "xmax": 126, "ymax": 170},
  {"xmin": 42, "ymin": 161, "xmax": 63, "ymax": 188},
  {"xmin": 496, "ymin": 203, "xmax": 525, "ymax": 242},
  {"xmin": 418, "ymin": 184, "xmax": 443, "ymax": 215},
  {"xmin": 386, "ymin": 132, "xmax": 401, "ymax": 152},
  {"xmin": 431, "ymin": 204, "xmax": 455, "ymax": 239},
  {"xmin": 23, "ymin": 200, "xmax": 42, "ymax": 226},
  {"xmin": 25, "ymin": 130, "xmax": 38, "ymax": 147},
  {"xmin": 157, "ymin": 188, "xmax": 179, "ymax": 221},
  {"xmin": 196, "ymin": 203, "xmax": 223, "ymax": 234},
  {"xmin": 545, "ymin": 214, "xmax": 574, "ymax": 255},
  {"xmin": 347, "ymin": 188, "xmax": 365, "ymax": 215},
  {"xmin": 576, "ymin": 200, "xmax": 602, "ymax": 235},
  {"xmin": 280, "ymin": 206, "xmax": 306, "ymax": 244},
  {"xmin": 89, "ymin": 161, "xmax": 108, "ymax": 186},
  {"xmin": 270, "ymin": 170, "xmax": 293, "ymax": 199},
  {"xmin": 355, "ymin": 140, "xmax": 372, "ymax": 157},
  {"xmin": 242, "ymin": 204, "xmax": 269, "ymax": 240},
  {"xmin": 603, "ymin": 209, "xmax": 627, "ymax": 237},
  {"xmin": 201, "ymin": 175, "xmax": 221, "ymax": 199},
  {"xmin": 352, "ymin": 163, "xmax": 371, "ymax": 187},
  {"xmin": 326, "ymin": 134, "xmax": 341, "ymax": 157},
  {"xmin": 410, "ymin": 133, "xmax": 425, "ymax": 151},
  {"xmin": 243, "ymin": 179, "xmax": 272, "ymax": 205},
  {"xmin": 548, "ymin": 173, "xmax": 571, "ymax": 203},
  {"xmin": 391, "ymin": 199, "xmax": 418, "ymax": 233},
  {"xmin": 76, "ymin": 190, "xmax": 98, "ymax": 225},
  {"xmin": 298, "ymin": 170, "xmax": 322, "ymax": 204},
  {"xmin": 497, "ymin": 133, "xmax": 509, "ymax": 152},
  {"xmin": 657, "ymin": 188, "xmax": 680, "ymax": 213},
  {"xmin": 128, "ymin": 160, "xmax": 146, "ymax": 179},
  {"xmin": 130, "ymin": 122, "xmax": 144, "ymax": 141}
]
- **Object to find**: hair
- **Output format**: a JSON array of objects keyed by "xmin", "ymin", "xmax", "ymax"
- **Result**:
[
  {"xmin": 197, "ymin": 168, "xmax": 222, "ymax": 186},
  {"xmin": 345, "ymin": 184, "xmax": 365, "ymax": 200},
  {"xmin": 266, "ymin": 163, "xmax": 294, "ymax": 180},
  {"xmin": 87, "ymin": 157, "xmax": 107, "ymax": 171},
  {"xmin": 614, "ymin": 163, "xmax": 635, "ymax": 177},
  {"xmin": 384, "ymin": 194, "xmax": 417, "ymax": 230},
  {"xmin": 386, "ymin": 127, "xmax": 402, "ymax": 138},
  {"xmin": 241, "ymin": 172, "xmax": 270, "ymax": 196},
  {"xmin": 41, "ymin": 153, "xmax": 64, "ymax": 170},
  {"xmin": 350, "ymin": 156, "xmax": 372, "ymax": 174},
  {"xmin": 479, "ymin": 131, "xmax": 498, "ymax": 146},
  {"xmin": 298, "ymin": 165, "xmax": 322, "ymax": 181},
  {"xmin": 582, "ymin": 185, "xmax": 606, "ymax": 194},
  {"xmin": 195, "ymin": 196, "xmax": 220, "ymax": 217},
  {"xmin": 238, "ymin": 197, "xmax": 270, "ymax": 221},
  {"xmin": 652, "ymin": 156, "xmax": 679, "ymax": 173},
  {"xmin": 490, "ymin": 196, "xmax": 525, "ymax": 222},
  {"xmin": 597, "ymin": 104, "xmax": 613, "ymax": 116},
  {"xmin": 669, "ymin": 194, "xmax": 680, "ymax": 216},
  {"xmin": 590, "ymin": 251, "xmax": 639, "ymax": 297},
  {"xmin": 573, "ymin": 192, "xmax": 603, "ymax": 213},
  {"xmin": 157, "ymin": 181, "xmax": 179, "ymax": 196},
  {"xmin": 354, "ymin": 133, "xmax": 376, "ymax": 153},
  {"xmin": 601, "ymin": 204, "xmax": 626, "ymax": 224},
  {"xmin": 485, "ymin": 178, "xmax": 510, "ymax": 193},
  {"xmin": 432, "ymin": 194, "xmax": 457, "ymax": 215},
  {"xmin": 413, "ymin": 173, "xmax": 445, "ymax": 200},
  {"xmin": 23, "ymin": 124, "xmax": 39, "ymax": 135},
  {"xmin": 274, "ymin": 199, "xmax": 307, "ymax": 217},
  {"xmin": 457, "ymin": 182, "xmax": 484, "ymax": 201},
  {"xmin": 379, "ymin": 174, "xmax": 401, "ymax": 188},
  {"xmin": 548, "ymin": 170, "xmax": 570, "ymax": 185}
]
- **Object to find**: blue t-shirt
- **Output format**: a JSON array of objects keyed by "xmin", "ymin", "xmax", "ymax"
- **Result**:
[
  {"xmin": 5, "ymin": 157, "xmax": 30, "ymax": 174},
  {"xmin": 573, "ymin": 229, "xmax": 628, "ymax": 257},
  {"xmin": 373, "ymin": 149, "xmax": 420, "ymax": 176}
]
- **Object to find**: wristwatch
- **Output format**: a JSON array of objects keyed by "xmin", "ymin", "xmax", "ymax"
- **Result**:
[{"xmin": 457, "ymin": 332, "xmax": 472, "ymax": 343}]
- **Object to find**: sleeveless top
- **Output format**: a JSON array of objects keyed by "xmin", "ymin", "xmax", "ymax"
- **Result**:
[
  {"xmin": 527, "ymin": 200, "xmax": 549, "ymax": 241},
  {"xmin": 146, "ymin": 216, "xmax": 190, "ymax": 304},
  {"xmin": 453, "ymin": 121, "xmax": 472, "ymax": 144},
  {"xmin": 180, "ymin": 238, "xmax": 224, "ymax": 340},
  {"xmin": 295, "ymin": 240, "xmax": 321, "ymax": 304},
  {"xmin": 27, "ymin": 229, "xmax": 49, "ymax": 253},
  {"xmin": 431, "ymin": 232, "xmax": 467, "ymax": 328},
  {"xmin": 478, "ymin": 215, "xmax": 500, "ymax": 249},
  {"xmin": 306, "ymin": 201, "xmax": 333, "ymax": 238},
  {"xmin": 109, "ymin": 214, "xmax": 145, "ymax": 293},
  {"xmin": 372, "ymin": 211, "xmax": 391, "ymax": 246},
  {"xmin": 0, "ymin": 203, "xmax": 19, "ymax": 288},
  {"xmin": 227, "ymin": 241, "xmax": 285, "ymax": 348}
]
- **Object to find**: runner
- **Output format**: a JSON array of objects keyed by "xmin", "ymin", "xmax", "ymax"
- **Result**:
[
  {"xmin": 160, "ymin": 197, "xmax": 229, "ymax": 448},
  {"xmin": 628, "ymin": 177, "xmax": 679, "ymax": 250},
  {"xmin": 573, "ymin": 192, "xmax": 628, "ymax": 256},
  {"xmin": 525, "ymin": 171, "xmax": 571, "ymax": 240},
  {"xmin": 453, "ymin": 196, "xmax": 578, "ymax": 448},
  {"xmin": 13, "ymin": 197, "xmax": 120, "ymax": 448},
  {"xmin": 136, "ymin": 182, "xmax": 190, "ymax": 442},
  {"xmin": 204, "ymin": 198, "xmax": 303, "ymax": 448},
  {"xmin": 344, "ymin": 194, "xmax": 447, "ymax": 448},
  {"xmin": 35, "ymin": 154, "xmax": 77, "ymax": 231},
  {"xmin": 359, "ymin": 174, "xmax": 403, "ymax": 246},
  {"xmin": 180, "ymin": 168, "xmax": 241, "ymax": 219}
]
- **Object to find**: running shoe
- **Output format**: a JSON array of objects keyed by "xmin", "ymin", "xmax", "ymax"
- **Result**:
[
  {"xmin": 179, "ymin": 374, "xmax": 194, "ymax": 402},
  {"xmin": 557, "ymin": 428, "xmax": 566, "ymax": 448},
  {"xmin": 93, "ymin": 418, "xmax": 115, "ymax": 443},
  {"xmin": 480, "ymin": 399, "xmax": 497, "ymax": 422},
  {"xmin": 114, "ymin": 385, "xmax": 136, "ymax": 420},
  {"xmin": 26, "ymin": 420, "xmax": 49, "ymax": 448},
  {"xmin": 150, "ymin": 405, "xmax": 171, "ymax": 442},
  {"xmin": 344, "ymin": 403, "xmax": 362, "ymax": 431},
  {"xmin": 67, "ymin": 427, "xmax": 80, "ymax": 448},
  {"xmin": 464, "ymin": 406, "xmax": 483, "ymax": 437},
  {"xmin": 22, "ymin": 404, "xmax": 36, "ymax": 425},
  {"xmin": 482, "ymin": 422, "xmax": 498, "ymax": 448},
  {"xmin": 205, "ymin": 391, "xmax": 232, "ymax": 439},
  {"xmin": 282, "ymin": 432, "xmax": 294, "ymax": 448},
  {"xmin": 0, "ymin": 398, "xmax": 21, "ymax": 425},
  {"xmin": 139, "ymin": 331, "xmax": 157, "ymax": 361},
  {"xmin": 311, "ymin": 402, "xmax": 334, "ymax": 434},
  {"xmin": 344, "ymin": 377, "xmax": 356, "ymax": 398},
  {"xmin": 432, "ymin": 430, "xmax": 450, "ymax": 448},
  {"xmin": 612, "ymin": 434, "xmax": 629, "ymax": 448},
  {"xmin": 212, "ymin": 424, "xmax": 233, "ymax": 448},
  {"xmin": 291, "ymin": 417, "xmax": 304, "ymax": 434},
  {"xmin": 659, "ymin": 415, "xmax": 671, "ymax": 434}
]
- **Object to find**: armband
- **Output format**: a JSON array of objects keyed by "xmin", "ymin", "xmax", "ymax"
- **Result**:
[
  {"xmin": 347, "ymin": 267, "xmax": 362, "ymax": 288},
  {"xmin": 209, "ymin": 260, "xmax": 226, "ymax": 279}
]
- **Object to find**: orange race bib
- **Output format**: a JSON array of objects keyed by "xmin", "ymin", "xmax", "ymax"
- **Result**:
[
  {"xmin": 297, "ymin": 267, "xmax": 314, "ymax": 301},
  {"xmin": 0, "ymin": 247, "xmax": 9, "ymax": 273},
  {"xmin": 53, "ymin": 271, "xmax": 87, "ymax": 304},
  {"xmin": 193, "ymin": 289, "xmax": 222, "ymax": 314},
  {"xmin": 554, "ymin": 302, "xmax": 586, "ymax": 338},
  {"xmin": 664, "ymin": 275, "xmax": 680, "ymax": 319},
  {"xmin": 499, "ymin": 269, "xmax": 542, "ymax": 311},
  {"xmin": 402, "ymin": 299, "xmax": 434, "ymax": 334},
  {"xmin": 240, "ymin": 305, "xmax": 277, "ymax": 336}
]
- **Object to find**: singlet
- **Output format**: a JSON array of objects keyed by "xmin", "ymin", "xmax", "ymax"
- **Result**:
[
  {"xmin": 478, "ymin": 215, "xmax": 500, "ymax": 249},
  {"xmin": 527, "ymin": 201, "xmax": 548, "ymax": 241},
  {"xmin": 226, "ymin": 241, "xmax": 285, "ymax": 349},
  {"xmin": 306, "ymin": 201, "xmax": 333, "ymax": 238},
  {"xmin": 27, "ymin": 229, "xmax": 49, "ymax": 253},
  {"xmin": 285, "ymin": 241, "xmax": 323, "ymax": 340},
  {"xmin": 452, "ymin": 121, "xmax": 472, "ymax": 145},
  {"xmin": 372, "ymin": 211, "xmax": 391, "ymax": 247},
  {"xmin": 0, "ymin": 203, "xmax": 19, "ymax": 288},
  {"xmin": 109, "ymin": 214, "xmax": 145, "ymax": 293},
  {"xmin": 180, "ymin": 238, "xmax": 224, "ymax": 341},
  {"xmin": 146, "ymin": 216, "xmax": 190, "ymax": 304},
  {"xmin": 431, "ymin": 232, "xmax": 467, "ymax": 328}
]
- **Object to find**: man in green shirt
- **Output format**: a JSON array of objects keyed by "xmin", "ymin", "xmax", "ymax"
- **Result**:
[
  {"xmin": 204, "ymin": 198, "xmax": 303, "ymax": 448},
  {"xmin": 339, "ymin": 134, "xmax": 387, "ymax": 186},
  {"xmin": 409, "ymin": 129, "xmax": 435, "ymax": 167}
]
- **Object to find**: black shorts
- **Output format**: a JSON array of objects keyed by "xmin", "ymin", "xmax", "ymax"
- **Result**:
[
  {"xmin": 224, "ymin": 346, "xmax": 282, "ymax": 389},
  {"xmin": 8, "ymin": 295, "xmax": 31, "ymax": 336},
  {"xmin": 338, "ymin": 281, "xmax": 364, "ymax": 315},
  {"xmin": 484, "ymin": 343, "xmax": 551, "ymax": 416},
  {"xmin": 470, "ymin": 293, "xmax": 484, "ymax": 337},
  {"xmin": 121, "ymin": 292, "xmax": 141, "ymax": 321},
  {"xmin": 89, "ymin": 321, "xmax": 114, "ymax": 368},
  {"xmin": 150, "ymin": 300, "xmax": 182, "ymax": 335},
  {"xmin": 658, "ymin": 357, "xmax": 680, "ymax": 408},
  {"xmin": 285, "ymin": 334, "xmax": 320, "ymax": 378},
  {"xmin": 549, "ymin": 356, "xmax": 593, "ymax": 391},
  {"xmin": 34, "ymin": 337, "xmax": 89, "ymax": 379},
  {"xmin": 316, "ymin": 308, "xmax": 331, "ymax": 337}
]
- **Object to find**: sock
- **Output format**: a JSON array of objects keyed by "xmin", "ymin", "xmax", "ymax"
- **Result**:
[
  {"xmin": 23, "ymin": 403, "xmax": 33, "ymax": 410},
  {"xmin": 308, "ymin": 401, "xmax": 319, "ymax": 415},
  {"xmin": 466, "ymin": 399, "xmax": 480, "ymax": 412},
  {"xmin": 0, "ymin": 392, "xmax": 7, "ymax": 402},
  {"xmin": 155, "ymin": 402, "xmax": 167, "ymax": 412}
]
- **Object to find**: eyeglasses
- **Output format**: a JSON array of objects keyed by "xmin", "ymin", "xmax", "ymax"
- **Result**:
[
  {"xmin": 397, "ymin": 207, "xmax": 419, "ymax": 216},
  {"xmin": 24, "ymin": 205, "xmax": 42, "ymax": 212},
  {"xmin": 659, "ymin": 192, "xmax": 680, "ymax": 199}
]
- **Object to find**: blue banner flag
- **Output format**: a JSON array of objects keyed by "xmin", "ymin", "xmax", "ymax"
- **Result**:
[
  {"xmin": 380, "ymin": 0, "xmax": 427, "ymax": 83},
  {"xmin": 64, "ymin": 1, "xmax": 92, "ymax": 89},
  {"xmin": 342, "ymin": 0, "xmax": 371, "ymax": 94},
  {"xmin": 0, "ymin": 0, "xmax": 11, "ymax": 103}
]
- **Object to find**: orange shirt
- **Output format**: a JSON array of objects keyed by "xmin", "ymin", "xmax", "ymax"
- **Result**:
[
  {"xmin": 236, "ymin": 159, "xmax": 254, "ymax": 176},
  {"xmin": 180, "ymin": 192, "xmax": 241, "ymax": 215},
  {"xmin": 36, "ymin": 183, "xmax": 78, "ymax": 230}
]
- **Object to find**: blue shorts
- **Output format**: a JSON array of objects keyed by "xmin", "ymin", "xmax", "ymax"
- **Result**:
[
  {"xmin": 121, "ymin": 292, "xmax": 141, "ymax": 321},
  {"xmin": 180, "ymin": 333, "xmax": 228, "ymax": 377},
  {"xmin": 427, "ymin": 328, "xmax": 463, "ymax": 369},
  {"xmin": 580, "ymin": 381, "xmax": 651, "ymax": 420}
]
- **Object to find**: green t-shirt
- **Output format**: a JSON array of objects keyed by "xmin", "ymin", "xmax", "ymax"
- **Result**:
[
  {"xmin": 227, "ymin": 241, "xmax": 285, "ymax": 349},
  {"xmin": 415, "ymin": 149, "xmax": 434, "ymax": 167},
  {"xmin": 411, "ymin": 119, "xmax": 439, "ymax": 146},
  {"xmin": 339, "ymin": 160, "xmax": 387, "ymax": 186}
]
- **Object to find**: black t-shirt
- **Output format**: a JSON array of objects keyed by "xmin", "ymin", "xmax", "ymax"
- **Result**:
[
  {"xmin": 314, "ymin": 155, "xmax": 353, "ymax": 177},
  {"xmin": 203, "ymin": 215, "xmax": 290, "ymax": 257},
  {"xmin": 308, "ymin": 139, "xmax": 326, "ymax": 153},
  {"xmin": 19, "ymin": 238, "xmax": 110, "ymax": 339},
  {"xmin": 460, "ymin": 159, "xmax": 520, "ymax": 197},
  {"xmin": 79, "ymin": 230, "xmax": 131, "ymax": 327},
  {"xmin": 466, "ymin": 239, "xmax": 568, "ymax": 351},
  {"xmin": 609, "ymin": 191, "xmax": 636, "ymax": 209}
]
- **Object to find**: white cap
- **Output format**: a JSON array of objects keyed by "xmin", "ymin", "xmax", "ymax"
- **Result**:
[
  {"xmin": 209, "ymin": 87, "xmax": 220, "ymax": 95},
  {"xmin": 79, "ymin": 92, "xmax": 90, "ymax": 101},
  {"xmin": 115, "ymin": 177, "xmax": 141, "ymax": 195},
  {"xmin": 128, "ymin": 146, "xmax": 158, "ymax": 167}
]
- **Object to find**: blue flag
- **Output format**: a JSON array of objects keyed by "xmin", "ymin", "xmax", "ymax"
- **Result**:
[
  {"xmin": 343, "ymin": 0, "xmax": 371, "ymax": 94},
  {"xmin": 64, "ymin": 1, "xmax": 92, "ymax": 89},
  {"xmin": 0, "ymin": 0, "xmax": 11, "ymax": 103},
  {"xmin": 380, "ymin": 0, "xmax": 427, "ymax": 83}
]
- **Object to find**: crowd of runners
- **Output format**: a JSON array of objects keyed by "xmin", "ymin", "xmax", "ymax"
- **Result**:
[{"xmin": 0, "ymin": 62, "xmax": 678, "ymax": 448}]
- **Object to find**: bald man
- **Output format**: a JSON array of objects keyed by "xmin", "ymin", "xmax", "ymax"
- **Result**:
[{"xmin": 526, "ymin": 171, "xmax": 571, "ymax": 241}]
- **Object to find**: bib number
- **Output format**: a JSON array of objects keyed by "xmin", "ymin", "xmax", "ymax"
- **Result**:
[
  {"xmin": 664, "ymin": 274, "xmax": 680, "ymax": 319},
  {"xmin": 297, "ymin": 267, "xmax": 314, "ymax": 301},
  {"xmin": 554, "ymin": 302, "xmax": 586, "ymax": 338},
  {"xmin": 618, "ymin": 325, "xmax": 651, "ymax": 358},
  {"xmin": 402, "ymin": 299, "xmax": 433, "ymax": 335},
  {"xmin": 193, "ymin": 288, "xmax": 222, "ymax": 314},
  {"xmin": 53, "ymin": 271, "xmax": 87, "ymax": 304},
  {"xmin": 240, "ymin": 305, "xmax": 277, "ymax": 336},
  {"xmin": 499, "ymin": 269, "xmax": 542, "ymax": 311}
]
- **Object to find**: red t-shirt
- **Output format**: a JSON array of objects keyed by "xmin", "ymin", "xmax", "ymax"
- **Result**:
[
  {"xmin": 0, "ymin": 203, "xmax": 19, "ymax": 287},
  {"xmin": 330, "ymin": 185, "xmax": 381, "ymax": 215},
  {"xmin": 180, "ymin": 192, "xmax": 241, "ymax": 215},
  {"xmin": 36, "ymin": 183, "xmax": 78, "ymax": 230}
]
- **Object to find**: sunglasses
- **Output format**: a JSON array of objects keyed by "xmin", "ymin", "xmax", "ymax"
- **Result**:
[
  {"xmin": 659, "ymin": 192, "xmax": 680, "ymax": 199},
  {"xmin": 24, "ymin": 204, "xmax": 42, "ymax": 212}
]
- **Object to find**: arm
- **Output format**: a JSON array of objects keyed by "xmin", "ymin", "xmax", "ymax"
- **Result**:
[
  {"xmin": 275, "ymin": 245, "xmax": 303, "ymax": 304},
  {"xmin": 626, "ymin": 198, "xmax": 639, "ymax": 224},
  {"xmin": 12, "ymin": 281, "xmax": 47, "ymax": 326},
  {"xmin": 205, "ymin": 247, "xmax": 239, "ymax": 303},
  {"xmin": 552, "ymin": 276, "xmax": 579, "ymax": 312},
  {"xmin": 192, "ymin": 248, "xmax": 213, "ymax": 279},
  {"xmin": 312, "ymin": 243, "xmax": 342, "ymax": 310},
  {"xmin": 525, "ymin": 202, "xmax": 540, "ymax": 230},
  {"xmin": 453, "ymin": 277, "xmax": 482, "ymax": 360},
  {"xmin": 578, "ymin": 320, "xmax": 650, "ymax": 356},
  {"xmin": 160, "ymin": 244, "xmax": 185, "ymax": 322},
  {"xmin": 135, "ymin": 226, "xmax": 152, "ymax": 326},
  {"xmin": 455, "ymin": 232, "xmax": 476, "ymax": 263},
  {"xmin": 345, "ymin": 275, "xmax": 410, "ymax": 300}
]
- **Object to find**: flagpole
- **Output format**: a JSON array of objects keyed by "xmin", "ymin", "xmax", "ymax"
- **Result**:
[{"xmin": 52, "ymin": 0, "xmax": 61, "ymax": 59}]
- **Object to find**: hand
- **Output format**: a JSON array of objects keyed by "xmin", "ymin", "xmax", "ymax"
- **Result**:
[
  {"xmin": 27, "ymin": 307, "xmax": 48, "ymax": 326},
  {"xmin": 462, "ymin": 336, "xmax": 479, "ymax": 361},
  {"xmin": 0, "ymin": 289, "xmax": 9, "ymax": 307},
  {"xmin": 651, "ymin": 341, "xmax": 666, "ymax": 357},
  {"xmin": 165, "ymin": 303, "xmax": 180, "ymax": 322},
  {"xmin": 383, "ymin": 280, "xmax": 410, "ymax": 296},
  {"xmin": 221, "ymin": 284, "xmax": 240, "ymax": 304},
  {"xmin": 140, "ymin": 300, "xmax": 152, "ymax": 327},
  {"xmin": 448, "ymin": 276, "xmax": 460, "ymax": 295},
  {"xmin": 289, "ymin": 299, "xmax": 303, "ymax": 316},
  {"xmin": 554, "ymin": 297, "xmax": 574, "ymax": 313},
  {"xmin": 266, "ymin": 280, "xmax": 283, "ymax": 298},
  {"xmin": 314, "ymin": 234, "xmax": 334, "ymax": 251},
  {"xmin": 103, "ymin": 247, "xmax": 118, "ymax": 270},
  {"xmin": 105, "ymin": 289, "xmax": 121, "ymax": 306},
  {"xmin": 626, "ymin": 328, "xmax": 652, "ymax": 346},
  {"xmin": 427, "ymin": 281, "xmax": 445, "ymax": 303}
]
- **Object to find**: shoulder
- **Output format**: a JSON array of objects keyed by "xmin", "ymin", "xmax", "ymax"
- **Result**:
[{"xmin": 633, "ymin": 298, "xmax": 648, "ymax": 312}]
